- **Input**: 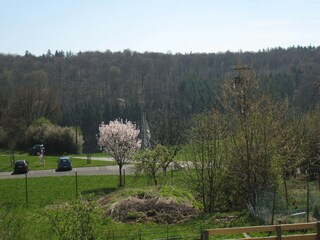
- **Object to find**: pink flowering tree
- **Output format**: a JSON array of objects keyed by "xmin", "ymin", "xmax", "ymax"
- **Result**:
[{"xmin": 97, "ymin": 119, "xmax": 141, "ymax": 187}]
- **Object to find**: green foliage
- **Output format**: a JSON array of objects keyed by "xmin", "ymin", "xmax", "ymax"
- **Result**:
[
  {"xmin": 34, "ymin": 117, "xmax": 53, "ymax": 126},
  {"xmin": 25, "ymin": 123, "xmax": 84, "ymax": 154},
  {"xmin": 301, "ymin": 112, "xmax": 320, "ymax": 178},
  {"xmin": 221, "ymin": 68, "xmax": 279, "ymax": 209},
  {"xmin": 183, "ymin": 111, "xmax": 228, "ymax": 212},
  {"xmin": 47, "ymin": 198, "xmax": 101, "ymax": 240},
  {"xmin": 135, "ymin": 144, "xmax": 175, "ymax": 186}
]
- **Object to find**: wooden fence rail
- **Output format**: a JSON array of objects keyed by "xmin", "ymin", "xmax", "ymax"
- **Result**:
[{"xmin": 201, "ymin": 221, "xmax": 320, "ymax": 240}]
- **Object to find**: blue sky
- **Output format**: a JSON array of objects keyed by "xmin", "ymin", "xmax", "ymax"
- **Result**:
[{"xmin": 1, "ymin": 0, "xmax": 319, "ymax": 56}]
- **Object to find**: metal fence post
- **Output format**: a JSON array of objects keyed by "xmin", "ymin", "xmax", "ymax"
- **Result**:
[
  {"xmin": 25, "ymin": 173, "xmax": 28, "ymax": 206},
  {"xmin": 166, "ymin": 224, "xmax": 169, "ymax": 239},
  {"xmin": 11, "ymin": 151, "xmax": 15, "ymax": 167},
  {"xmin": 87, "ymin": 152, "xmax": 91, "ymax": 164},
  {"xmin": 75, "ymin": 171, "xmax": 78, "ymax": 198}
]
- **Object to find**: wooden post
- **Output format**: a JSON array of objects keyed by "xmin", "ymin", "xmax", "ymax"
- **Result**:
[
  {"xmin": 317, "ymin": 221, "xmax": 320, "ymax": 240},
  {"xmin": 201, "ymin": 230, "xmax": 209, "ymax": 240},
  {"xmin": 276, "ymin": 225, "xmax": 282, "ymax": 240}
]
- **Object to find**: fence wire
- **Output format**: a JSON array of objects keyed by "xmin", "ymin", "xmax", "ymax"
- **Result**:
[{"xmin": 255, "ymin": 180, "xmax": 320, "ymax": 224}]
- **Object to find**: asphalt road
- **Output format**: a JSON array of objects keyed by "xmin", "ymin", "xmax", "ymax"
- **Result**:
[{"xmin": 0, "ymin": 164, "xmax": 135, "ymax": 179}]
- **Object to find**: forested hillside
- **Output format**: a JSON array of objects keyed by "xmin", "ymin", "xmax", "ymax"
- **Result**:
[{"xmin": 0, "ymin": 46, "xmax": 319, "ymax": 151}]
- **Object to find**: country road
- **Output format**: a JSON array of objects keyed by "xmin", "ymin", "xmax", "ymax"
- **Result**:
[
  {"xmin": 73, "ymin": 156, "xmax": 114, "ymax": 161},
  {"xmin": 0, "ymin": 164, "xmax": 135, "ymax": 179}
]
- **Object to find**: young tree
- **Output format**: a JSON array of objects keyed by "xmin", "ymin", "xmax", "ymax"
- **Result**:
[
  {"xmin": 135, "ymin": 144, "xmax": 175, "ymax": 186},
  {"xmin": 97, "ymin": 119, "xmax": 141, "ymax": 187},
  {"xmin": 221, "ymin": 67, "xmax": 278, "ymax": 209},
  {"xmin": 301, "ymin": 112, "xmax": 320, "ymax": 186},
  {"xmin": 273, "ymin": 102, "xmax": 304, "ymax": 207},
  {"xmin": 184, "ymin": 111, "xmax": 227, "ymax": 213}
]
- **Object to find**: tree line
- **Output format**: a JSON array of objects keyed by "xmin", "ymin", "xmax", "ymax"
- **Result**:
[
  {"xmin": 95, "ymin": 65, "xmax": 320, "ymax": 215},
  {"xmin": 0, "ymin": 46, "xmax": 319, "ymax": 152}
]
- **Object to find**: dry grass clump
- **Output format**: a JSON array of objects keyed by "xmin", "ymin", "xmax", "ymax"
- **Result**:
[{"xmin": 99, "ymin": 188, "xmax": 200, "ymax": 224}]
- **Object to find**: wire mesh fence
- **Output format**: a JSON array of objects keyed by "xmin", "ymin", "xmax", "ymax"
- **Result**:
[
  {"xmin": 0, "ymin": 169, "xmax": 181, "ymax": 207},
  {"xmin": 254, "ymin": 179, "xmax": 320, "ymax": 224},
  {"xmin": 0, "ymin": 172, "xmax": 120, "ymax": 207}
]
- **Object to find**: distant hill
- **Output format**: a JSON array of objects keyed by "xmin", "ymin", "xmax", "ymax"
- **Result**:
[{"xmin": 0, "ymin": 46, "xmax": 319, "ymax": 150}]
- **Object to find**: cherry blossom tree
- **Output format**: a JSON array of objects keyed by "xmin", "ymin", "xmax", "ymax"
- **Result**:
[{"xmin": 97, "ymin": 119, "xmax": 141, "ymax": 187}]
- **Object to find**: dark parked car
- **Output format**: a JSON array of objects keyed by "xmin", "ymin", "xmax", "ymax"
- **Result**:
[
  {"xmin": 14, "ymin": 160, "xmax": 29, "ymax": 174},
  {"xmin": 28, "ymin": 144, "xmax": 45, "ymax": 155},
  {"xmin": 57, "ymin": 156, "xmax": 72, "ymax": 171}
]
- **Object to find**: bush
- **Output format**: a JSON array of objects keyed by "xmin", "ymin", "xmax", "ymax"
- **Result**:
[
  {"xmin": 25, "ymin": 121, "xmax": 83, "ymax": 154},
  {"xmin": 47, "ymin": 198, "xmax": 101, "ymax": 240}
]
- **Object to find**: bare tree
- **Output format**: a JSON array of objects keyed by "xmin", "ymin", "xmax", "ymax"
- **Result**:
[
  {"xmin": 184, "ymin": 110, "xmax": 228, "ymax": 212},
  {"xmin": 10, "ymin": 70, "xmax": 57, "ymax": 126}
]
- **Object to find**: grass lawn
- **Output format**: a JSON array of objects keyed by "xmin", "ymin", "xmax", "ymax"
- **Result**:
[
  {"xmin": 1, "ymin": 152, "xmax": 319, "ymax": 240},
  {"xmin": 0, "ymin": 172, "xmax": 250, "ymax": 239},
  {"xmin": 0, "ymin": 172, "xmax": 183, "ymax": 207},
  {"xmin": 0, "ymin": 153, "xmax": 116, "ymax": 172}
]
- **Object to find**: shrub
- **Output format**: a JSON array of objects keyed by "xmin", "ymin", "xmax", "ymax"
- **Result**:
[
  {"xmin": 25, "ymin": 121, "xmax": 83, "ymax": 154},
  {"xmin": 47, "ymin": 198, "xmax": 101, "ymax": 240}
]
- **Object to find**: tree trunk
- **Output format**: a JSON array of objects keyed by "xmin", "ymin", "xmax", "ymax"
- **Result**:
[
  {"xmin": 118, "ymin": 164, "xmax": 123, "ymax": 187},
  {"xmin": 154, "ymin": 176, "xmax": 158, "ymax": 186},
  {"xmin": 282, "ymin": 167, "xmax": 289, "ymax": 209}
]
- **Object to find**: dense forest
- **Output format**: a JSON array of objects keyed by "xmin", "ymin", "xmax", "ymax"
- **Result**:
[{"xmin": 0, "ymin": 46, "xmax": 319, "ymax": 152}]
